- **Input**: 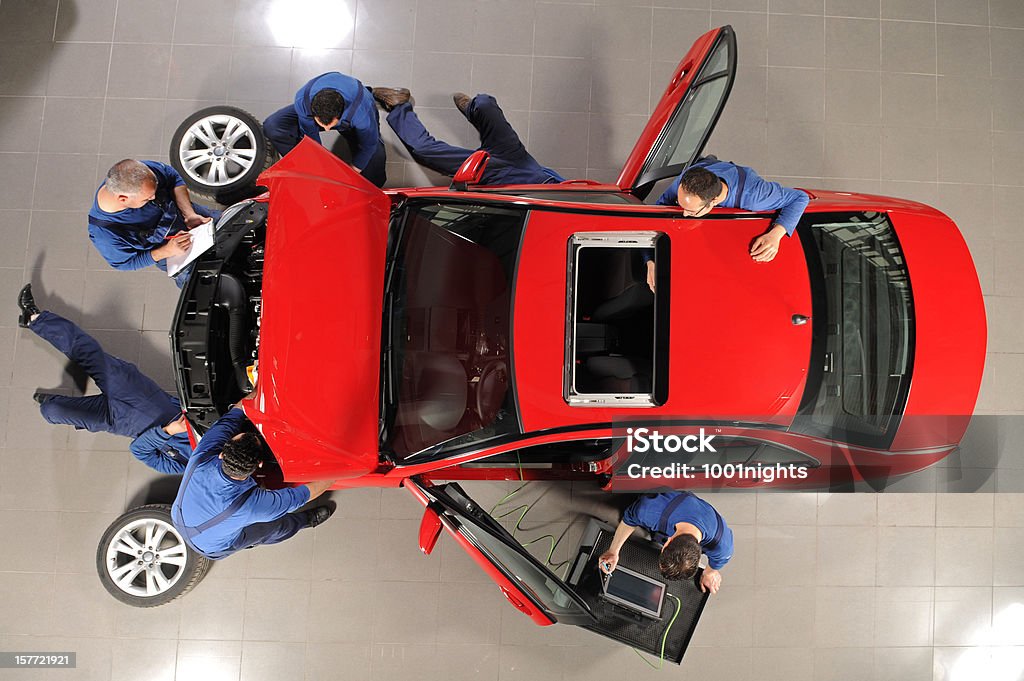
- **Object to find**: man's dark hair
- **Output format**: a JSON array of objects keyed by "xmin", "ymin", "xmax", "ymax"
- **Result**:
[
  {"xmin": 679, "ymin": 167, "xmax": 723, "ymax": 203},
  {"xmin": 659, "ymin": 534, "xmax": 701, "ymax": 581},
  {"xmin": 221, "ymin": 433, "xmax": 263, "ymax": 479},
  {"xmin": 310, "ymin": 89, "xmax": 345, "ymax": 123}
]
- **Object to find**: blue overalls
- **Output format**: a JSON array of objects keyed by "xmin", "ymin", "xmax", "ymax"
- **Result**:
[
  {"xmin": 171, "ymin": 408, "xmax": 311, "ymax": 560},
  {"xmin": 87, "ymin": 161, "xmax": 221, "ymax": 288},
  {"xmin": 622, "ymin": 492, "xmax": 734, "ymax": 569},
  {"xmin": 654, "ymin": 156, "xmax": 809, "ymax": 231},
  {"xmin": 29, "ymin": 312, "xmax": 192, "ymax": 474},
  {"xmin": 386, "ymin": 94, "xmax": 564, "ymax": 185},
  {"xmin": 263, "ymin": 72, "xmax": 387, "ymax": 187},
  {"xmin": 641, "ymin": 156, "xmax": 750, "ymax": 265}
]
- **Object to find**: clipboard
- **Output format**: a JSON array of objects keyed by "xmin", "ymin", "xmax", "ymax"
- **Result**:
[{"xmin": 165, "ymin": 221, "xmax": 216, "ymax": 277}]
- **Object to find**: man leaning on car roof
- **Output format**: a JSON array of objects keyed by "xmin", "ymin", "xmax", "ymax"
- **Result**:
[{"xmin": 642, "ymin": 156, "xmax": 809, "ymax": 292}]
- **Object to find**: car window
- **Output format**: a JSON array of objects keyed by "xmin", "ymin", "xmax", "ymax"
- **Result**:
[
  {"xmin": 792, "ymin": 212, "xmax": 914, "ymax": 449},
  {"xmin": 565, "ymin": 233, "xmax": 670, "ymax": 407},
  {"xmin": 627, "ymin": 27, "xmax": 736, "ymax": 196},
  {"xmin": 383, "ymin": 202, "xmax": 526, "ymax": 461},
  {"xmin": 427, "ymin": 483, "xmax": 595, "ymax": 624}
]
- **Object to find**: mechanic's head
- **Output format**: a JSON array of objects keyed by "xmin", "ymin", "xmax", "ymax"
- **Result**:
[
  {"xmin": 311, "ymin": 89, "xmax": 345, "ymax": 131},
  {"xmin": 658, "ymin": 533, "xmax": 701, "ymax": 581},
  {"xmin": 104, "ymin": 159, "xmax": 158, "ymax": 210},
  {"xmin": 220, "ymin": 432, "xmax": 264, "ymax": 479},
  {"xmin": 677, "ymin": 167, "xmax": 723, "ymax": 217}
]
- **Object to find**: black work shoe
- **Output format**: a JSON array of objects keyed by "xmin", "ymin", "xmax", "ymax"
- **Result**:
[
  {"xmin": 17, "ymin": 284, "xmax": 40, "ymax": 328},
  {"xmin": 371, "ymin": 87, "xmax": 412, "ymax": 111},
  {"xmin": 305, "ymin": 503, "xmax": 336, "ymax": 528},
  {"xmin": 33, "ymin": 391, "xmax": 54, "ymax": 405},
  {"xmin": 453, "ymin": 92, "xmax": 472, "ymax": 116}
]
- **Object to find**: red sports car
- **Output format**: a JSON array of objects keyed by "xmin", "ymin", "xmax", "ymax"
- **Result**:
[{"xmin": 154, "ymin": 26, "xmax": 984, "ymax": 627}]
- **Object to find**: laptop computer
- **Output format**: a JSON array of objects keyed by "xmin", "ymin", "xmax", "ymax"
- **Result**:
[{"xmin": 600, "ymin": 564, "xmax": 667, "ymax": 620}]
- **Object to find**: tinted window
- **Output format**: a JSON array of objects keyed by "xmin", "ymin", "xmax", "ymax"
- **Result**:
[
  {"xmin": 383, "ymin": 203, "xmax": 525, "ymax": 460},
  {"xmin": 430, "ymin": 484, "xmax": 594, "ymax": 623},
  {"xmin": 634, "ymin": 28, "xmax": 735, "ymax": 192},
  {"xmin": 793, "ymin": 212, "xmax": 914, "ymax": 449}
]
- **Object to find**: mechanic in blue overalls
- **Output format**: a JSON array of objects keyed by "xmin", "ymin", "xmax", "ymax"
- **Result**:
[
  {"xmin": 88, "ymin": 159, "xmax": 221, "ymax": 289},
  {"xmin": 641, "ymin": 157, "xmax": 810, "ymax": 293},
  {"xmin": 171, "ymin": 406, "xmax": 336, "ymax": 560},
  {"xmin": 372, "ymin": 88, "xmax": 564, "ymax": 185},
  {"xmin": 263, "ymin": 71, "xmax": 387, "ymax": 187},
  {"xmin": 599, "ymin": 491, "xmax": 733, "ymax": 594},
  {"xmin": 16, "ymin": 284, "xmax": 193, "ymax": 474}
]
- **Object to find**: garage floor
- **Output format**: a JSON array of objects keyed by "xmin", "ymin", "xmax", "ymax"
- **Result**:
[{"xmin": 0, "ymin": 0, "xmax": 1022, "ymax": 679}]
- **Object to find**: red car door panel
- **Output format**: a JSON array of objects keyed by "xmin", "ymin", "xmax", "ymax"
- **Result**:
[{"xmin": 617, "ymin": 25, "xmax": 737, "ymax": 199}]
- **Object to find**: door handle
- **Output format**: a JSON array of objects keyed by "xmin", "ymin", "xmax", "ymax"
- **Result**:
[{"xmin": 500, "ymin": 586, "xmax": 532, "ymax": 616}]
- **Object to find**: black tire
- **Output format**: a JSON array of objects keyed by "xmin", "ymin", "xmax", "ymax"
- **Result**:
[
  {"xmin": 169, "ymin": 106, "xmax": 277, "ymax": 204},
  {"xmin": 96, "ymin": 504, "xmax": 211, "ymax": 607}
]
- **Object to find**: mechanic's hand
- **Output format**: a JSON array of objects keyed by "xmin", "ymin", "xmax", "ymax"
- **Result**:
[
  {"xmin": 699, "ymin": 567, "xmax": 722, "ymax": 594},
  {"xmin": 598, "ymin": 551, "xmax": 619, "ymax": 574},
  {"xmin": 645, "ymin": 260, "xmax": 656, "ymax": 294},
  {"xmin": 184, "ymin": 213, "xmax": 212, "ymax": 229},
  {"xmin": 750, "ymin": 224, "xmax": 787, "ymax": 262},
  {"xmin": 154, "ymin": 233, "xmax": 192, "ymax": 260},
  {"xmin": 231, "ymin": 391, "xmax": 257, "ymax": 410}
]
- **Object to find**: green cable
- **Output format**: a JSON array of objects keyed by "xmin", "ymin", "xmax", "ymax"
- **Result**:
[
  {"xmin": 488, "ymin": 452, "xmax": 570, "ymax": 574},
  {"xmin": 632, "ymin": 592, "xmax": 682, "ymax": 670},
  {"xmin": 489, "ymin": 452, "xmax": 681, "ymax": 662}
]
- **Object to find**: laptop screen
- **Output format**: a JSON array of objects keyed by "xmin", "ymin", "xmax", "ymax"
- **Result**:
[{"xmin": 604, "ymin": 566, "xmax": 666, "ymax": 618}]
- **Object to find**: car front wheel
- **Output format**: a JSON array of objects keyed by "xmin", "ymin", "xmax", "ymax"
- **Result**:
[
  {"xmin": 96, "ymin": 504, "xmax": 211, "ymax": 607},
  {"xmin": 170, "ymin": 106, "xmax": 276, "ymax": 202}
]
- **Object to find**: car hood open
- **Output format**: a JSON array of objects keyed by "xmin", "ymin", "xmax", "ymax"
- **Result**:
[{"xmin": 244, "ymin": 139, "xmax": 390, "ymax": 481}]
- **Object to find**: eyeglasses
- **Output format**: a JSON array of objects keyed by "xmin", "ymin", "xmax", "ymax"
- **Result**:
[{"xmin": 680, "ymin": 199, "xmax": 713, "ymax": 217}]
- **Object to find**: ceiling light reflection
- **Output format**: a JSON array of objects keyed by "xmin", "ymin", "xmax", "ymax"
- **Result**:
[
  {"xmin": 950, "ymin": 603, "xmax": 1024, "ymax": 681},
  {"xmin": 267, "ymin": 0, "xmax": 353, "ymax": 49}
]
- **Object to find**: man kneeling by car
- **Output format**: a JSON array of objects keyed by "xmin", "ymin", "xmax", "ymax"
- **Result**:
[
  {"xmin": 599, "ymin": 491, "xmax": 733, "ymax": 594},
  {"xmin": 171, "ymin": 404, "xmax": 336, "ymax": 559}
]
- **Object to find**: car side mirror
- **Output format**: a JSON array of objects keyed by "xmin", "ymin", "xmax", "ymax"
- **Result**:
[
  {"xmin": 418, "ymin": 503, "xmax": 444, "ymax": 555},
  {"xmin": 450, "ymin": 150, "xmax": 490, "ymax": 191}
]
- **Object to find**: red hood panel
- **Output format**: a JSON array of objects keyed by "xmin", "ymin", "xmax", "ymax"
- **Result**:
[
  {"xmin": 888, "ymin": 208, "xmax": 987, "ymax": 450},
  {"xmin": 247, "ymin": 139, "xmax": 390, "ymax": 480}
]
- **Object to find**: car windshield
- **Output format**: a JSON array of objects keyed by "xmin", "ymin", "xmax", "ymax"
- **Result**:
[
  {"xmin": 792, "ymin": 212, "xmax": 915, "ymax": 449},
  {"xmin": 382, "ymin": 201, "xmax": 526, "ymax": 461}
]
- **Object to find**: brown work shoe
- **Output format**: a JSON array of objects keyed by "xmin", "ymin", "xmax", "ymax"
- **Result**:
[
  {"xmin": 372, "ymin": 87, "xmax": 412, "ymax": 111},
  {"xmin": 453, "ymin": 92, "xmax": 472, "ymax": 116}
]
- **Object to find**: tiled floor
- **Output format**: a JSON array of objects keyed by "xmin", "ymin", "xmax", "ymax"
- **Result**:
[{"xmin": 0, "ymin": 0, "xmax": 1022, "ymax": 679}]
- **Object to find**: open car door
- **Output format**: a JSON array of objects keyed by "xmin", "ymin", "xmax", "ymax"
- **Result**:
[
  {"xmin": 405, "ymin": 478, "xmax": 597, "ymax": 626},
  {"xmin": 617, "ymin": 25, "xmax": 737, "ymax": 200}
]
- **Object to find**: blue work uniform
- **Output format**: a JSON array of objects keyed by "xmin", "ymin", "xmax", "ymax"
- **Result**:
[
  {"xmin": 263, "ymin": 72, "xmax": 387, "ymax": 187},
  {"xmin": 387, "ymin": 94, "xmax": 564, "ymax": 186},
  {"xmin": 622, "ymin": 492, "xmax": 733, "ymax": 570},
  {"xmin": 87, "ymin": 160, "xmax": 220, "ymax": 288},
  {"xmin": 30, "ymin": 311, "xmax": 192, "ymax": 474},
  {"xmin": 642, "ymin": 157, "xmax": 810, "ymax": 265},
  {"xmin": 171, "ymin": 408, "xmax": 311, "ymax": 560}
]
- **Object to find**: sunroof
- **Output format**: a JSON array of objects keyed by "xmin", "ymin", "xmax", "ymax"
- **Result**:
[{"xmin": 564, "ymin": 232, "xmax": 670, "ymax": 407}]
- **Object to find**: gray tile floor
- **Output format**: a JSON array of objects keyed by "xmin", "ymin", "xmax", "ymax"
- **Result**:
[{"xmin": 0, "ymin": 0, "xmax": 1022, "ymax": 679}]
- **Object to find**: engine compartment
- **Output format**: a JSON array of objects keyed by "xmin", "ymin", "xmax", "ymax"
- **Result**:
[{"xmin": 170, "ymin": 200, "xmax": 268, "ymax": 433}]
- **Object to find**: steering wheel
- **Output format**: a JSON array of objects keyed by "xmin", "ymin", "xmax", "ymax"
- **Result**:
[{"xmin": 475, "ymin": 360, "xmax": 508, "ymax": 422}]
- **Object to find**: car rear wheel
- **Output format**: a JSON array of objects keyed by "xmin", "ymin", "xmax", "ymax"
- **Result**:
[
  {"xmin": 170, "ymin": 106, "xmax": 276, "ymax": 202},
  {"xmin": 96, "ymin": 504, "xmax": 211, "ymax": 607}
]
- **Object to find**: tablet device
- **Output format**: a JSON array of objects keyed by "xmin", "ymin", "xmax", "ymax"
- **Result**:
[{"xmin": 601, "ymin": 565, "xmax": 666, "ymax": 619}]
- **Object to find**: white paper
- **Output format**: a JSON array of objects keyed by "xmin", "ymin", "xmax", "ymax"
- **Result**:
[{"xmin": 166, "ymin": 222, "xmax": 216, "ymax": 277}]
